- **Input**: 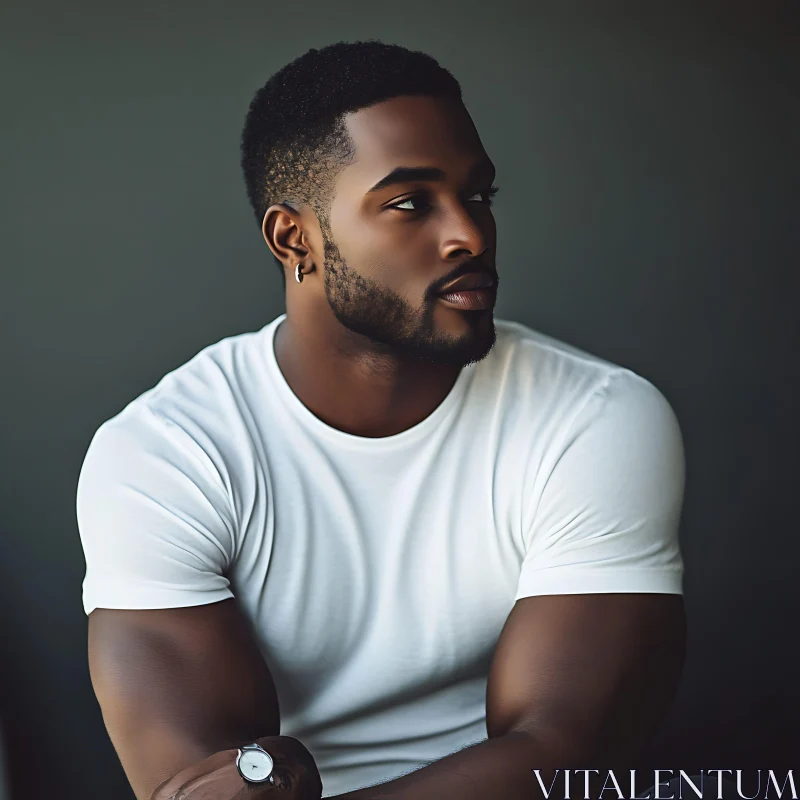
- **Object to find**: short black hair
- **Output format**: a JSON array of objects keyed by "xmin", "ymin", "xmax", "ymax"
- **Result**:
[{"xmin": 240, "ymin": 40, "xmax": 463, "ymax": 281}]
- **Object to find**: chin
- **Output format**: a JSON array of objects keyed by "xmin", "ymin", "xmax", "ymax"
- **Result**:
[{"xmin": 424, "ymin": 315, "xmax": 497, "ymax": 367}]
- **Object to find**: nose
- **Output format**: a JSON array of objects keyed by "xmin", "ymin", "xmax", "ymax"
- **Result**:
[{"xmin": 440, "ymin": 205, "xmax": 492, "ymax": 262}]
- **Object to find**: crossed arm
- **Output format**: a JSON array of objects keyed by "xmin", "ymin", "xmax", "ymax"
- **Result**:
[{"xmin": 89, "ymin": 591, "xmax": 685, "ymax": 800}]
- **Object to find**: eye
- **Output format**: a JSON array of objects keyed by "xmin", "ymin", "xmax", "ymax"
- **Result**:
[
  {"xmin": 389, "ymin": 195, "xmax": 431, "ymax": 212},
  {"xmin": 467, "ymin": 185, "xmax": 500, "ymax": 206}
]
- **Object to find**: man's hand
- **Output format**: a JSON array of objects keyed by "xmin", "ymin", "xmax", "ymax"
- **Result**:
[{"xmin": 149, "ymin": 735, "xmax": 323, "ymax": 800}]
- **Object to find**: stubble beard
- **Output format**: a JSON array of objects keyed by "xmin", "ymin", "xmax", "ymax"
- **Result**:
[{"xmin": 319, "ymin": 218, "xmax": 496, "ymax": 367}]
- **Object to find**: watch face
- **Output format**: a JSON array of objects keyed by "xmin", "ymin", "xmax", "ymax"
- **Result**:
[{"xmin": 239, "ymin": 749, "xmax": 274, "ymax": 782}]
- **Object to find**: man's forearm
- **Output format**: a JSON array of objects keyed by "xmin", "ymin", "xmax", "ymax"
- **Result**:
[
  {"xmin": 149, "ymin": 734, "xmax": 323, "ymax": 800},
  {"xmin": 148, "ymin": 730, "xmax": 603, "ymax": 800},
  {"xmin": 327, "ymin": 731, "xmax": 597, "ymax": 800}
]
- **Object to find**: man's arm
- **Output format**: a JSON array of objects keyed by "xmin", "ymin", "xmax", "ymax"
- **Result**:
[
  {"xmin": 88, "ymin": 598, "xmax": 321, "ymax": 800},
  {"xmin": 327, "ymin": 591, "xmax": 686, "ymax": 800},
  {"xmin": 150, "ymin": 592, "xmax": 685, "ymax": 800}
]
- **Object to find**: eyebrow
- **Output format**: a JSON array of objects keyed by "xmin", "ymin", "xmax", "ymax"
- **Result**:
[{"xmin": 365, "ymin": 161, "xmax": 495, "ymax": 194}]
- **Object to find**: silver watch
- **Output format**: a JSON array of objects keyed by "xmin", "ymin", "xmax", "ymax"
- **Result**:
[{"xmin": 235, "ymin": 742, "xmax": 275, "ymax": 785}]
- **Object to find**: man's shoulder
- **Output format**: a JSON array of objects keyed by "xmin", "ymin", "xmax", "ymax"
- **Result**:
[
  {"xmin": 96, "ymin": 320, "xmax": 278, "ymax": 445},
  {"xmin": 482, "ymin": 318, "xmax": 675, "ymax": 438},
  {"xmin": 471, "ymin": 320, "xmax": 678, "ymax": 488},
  {"xmin": 485, "ymin": 317, "xmax": 625, "ymax": 390}
]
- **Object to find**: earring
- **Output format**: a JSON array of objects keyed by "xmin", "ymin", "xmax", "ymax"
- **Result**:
[{"xmin": 295, "ymin": 263, "xmax": 303, "ymax": 283}]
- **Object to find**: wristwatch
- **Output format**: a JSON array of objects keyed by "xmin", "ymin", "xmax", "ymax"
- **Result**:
[{"xmin": 235, "ymin": 742, "xmax": 276, "ymax": 785}]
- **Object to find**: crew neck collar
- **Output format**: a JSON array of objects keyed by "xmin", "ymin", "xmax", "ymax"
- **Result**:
[{"xmin": 261, "ymin": 314, "xmax": 473, "ymax": 450}]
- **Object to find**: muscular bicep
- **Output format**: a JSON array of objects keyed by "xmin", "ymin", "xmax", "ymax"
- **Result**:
[
  {"xmin": 485, "ymin": 593, "xmax": 686, "ymax": 764},
  {"xmin": 88, "ymin": 598, "xmax": 280, "ymax": 800}
]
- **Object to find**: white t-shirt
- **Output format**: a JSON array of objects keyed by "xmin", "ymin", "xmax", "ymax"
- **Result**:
[{"xmin": 76, "ymin": 314, "xmax": 684, "ymax": 797}]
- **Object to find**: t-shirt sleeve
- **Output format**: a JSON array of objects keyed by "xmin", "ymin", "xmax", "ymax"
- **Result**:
[
  {"xmin": 76, "ymin": 403, "xmax": 237, "ymax": 615},
  {"xmin": 515, "ymin": 370, "xmax": 685, "ymax": 600}
]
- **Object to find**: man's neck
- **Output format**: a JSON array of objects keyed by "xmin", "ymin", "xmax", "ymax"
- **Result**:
[{"xmin": 273, "ymin": 312, "xmax": 462, "ymax": 439}]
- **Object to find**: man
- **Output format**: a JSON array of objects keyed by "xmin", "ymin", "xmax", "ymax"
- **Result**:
[{"xmin": 76, "ymin": 41, "xmax": 687, "ymax": 800}]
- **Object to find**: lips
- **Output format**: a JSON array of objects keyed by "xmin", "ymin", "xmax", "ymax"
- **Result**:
[
  {"xmin": 437, "ymin": 271, "xmax": 497, "ymax": 295},
  {"xmin": 436, "ymin": 270, "xmax": 497, "ymax": 311}
]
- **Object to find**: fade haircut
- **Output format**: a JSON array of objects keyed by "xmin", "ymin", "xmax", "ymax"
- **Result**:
[{"xmin": 240, "ymin": 40, "xmax": 463, "ymax": 282}]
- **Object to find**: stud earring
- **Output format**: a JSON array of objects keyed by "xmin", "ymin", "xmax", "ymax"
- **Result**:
[{"xmin": 295, "ymin": 264, "xmax": 303, "ymax": 283}]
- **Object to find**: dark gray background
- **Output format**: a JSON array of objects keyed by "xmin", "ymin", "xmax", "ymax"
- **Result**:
[{"xmin": 1, "ymin": 2, "xmax": 798, "ymax": 799}]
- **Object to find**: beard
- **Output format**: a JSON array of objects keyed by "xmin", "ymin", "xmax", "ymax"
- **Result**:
[{"xmin": 319, "ymin": 218, "xmax": 496, "ymax": 367}]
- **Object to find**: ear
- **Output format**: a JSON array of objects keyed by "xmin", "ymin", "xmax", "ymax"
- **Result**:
[{"xmin": 262, "ymin": 203, "xmax": 310, "ymax": 269}]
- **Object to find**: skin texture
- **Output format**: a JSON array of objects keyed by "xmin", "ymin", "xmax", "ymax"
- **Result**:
[{"xmin": 87, "ymin": 95, "xmax": 687, "ymax": 800}]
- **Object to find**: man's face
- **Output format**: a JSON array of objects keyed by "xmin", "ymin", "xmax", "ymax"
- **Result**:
[{"xmin": 321, "ymin": 94, "xmax": 498, "ymax": 367}]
